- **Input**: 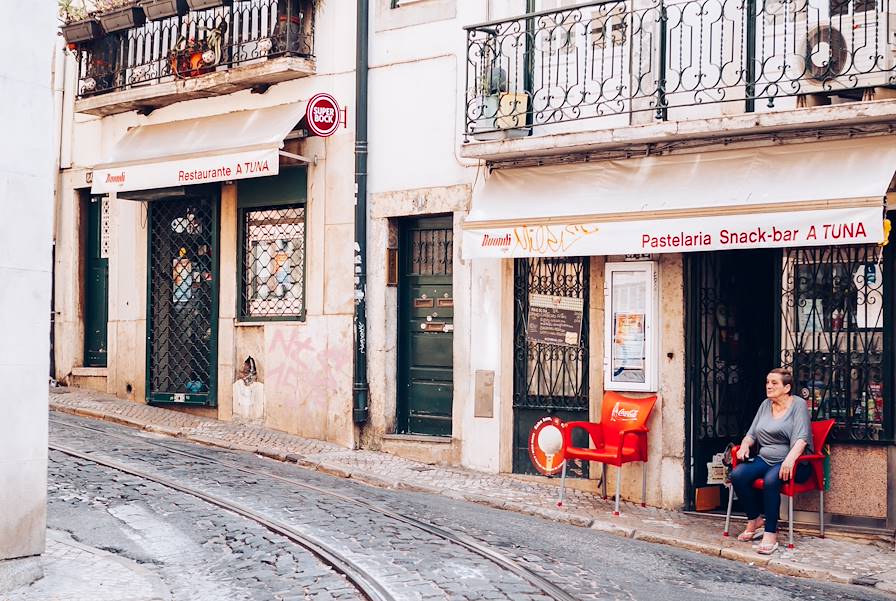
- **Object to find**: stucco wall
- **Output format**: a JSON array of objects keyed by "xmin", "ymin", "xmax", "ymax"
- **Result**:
[
  {"xmin": 795, "ymin": 444, "xmax": 889, "ymax": 519},
  {"xmin": 0, "ymin": 3, "xmax": 56, "ymax": 561},
  {"xmin": 55, "ymin": 2, "xmax": 358, "ymax": 448},
  {"xmin": 585, "ymin": 255, "xmax": 687, "ymax": 509},
  {"xmin": 365, "ymin": 185, "xmax": 473, "ymax": 462}
]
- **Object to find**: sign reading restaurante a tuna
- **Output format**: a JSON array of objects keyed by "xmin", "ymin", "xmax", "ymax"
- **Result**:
[{"xmin": 91, "ymin": 147, "xmax": 280, "ymax": 194}]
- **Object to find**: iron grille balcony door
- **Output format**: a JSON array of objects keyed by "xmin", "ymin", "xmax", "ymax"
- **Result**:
[
  {"xmin": 513, "ymin": 257, "xmax": 590, "ymax": 475},
  {"xmin": 147, "ymin": 196, "xmax": 219, "ymax": 406}
]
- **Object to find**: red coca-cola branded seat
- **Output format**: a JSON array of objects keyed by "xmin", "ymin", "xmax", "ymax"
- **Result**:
[
  {"xmin": 723, "ymin": 419, "xmax": 835, "ymax": 548},
  {"xmin": 557, "ymin": 391, "xmax": 658, "ymax": 515}
]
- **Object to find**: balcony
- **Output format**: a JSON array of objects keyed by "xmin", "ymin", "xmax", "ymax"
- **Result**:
[
  {"xmin": 463, "ymin": 0, "xmax": 896, "ymax": 160},
  {"xmin": 73, "ymin": 0, "xmax": 315, "ymax": 117}
]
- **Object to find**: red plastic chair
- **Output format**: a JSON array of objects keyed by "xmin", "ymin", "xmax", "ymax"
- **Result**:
[
  {"xmin": 557, "ymin": 391, "xmax": 658, "ymax": 515},
  {"xmin": 723, "ymin": 419, "xmax": 835, "ymax": 548}
]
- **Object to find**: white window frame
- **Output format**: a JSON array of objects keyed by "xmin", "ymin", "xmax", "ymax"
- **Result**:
[{"xmin": 603, "ymin": 261, "xmax": 659, "ymax": 392}]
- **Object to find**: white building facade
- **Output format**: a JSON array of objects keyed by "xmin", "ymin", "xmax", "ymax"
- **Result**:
[
  {"xmin": 57, "ymin": 0, "xmax": 896, "ymax": 534},
  {"xmin": 365, "ymin": 0, "xmax": 896, "ymax": 534},
  {"xmin": 55, "ymin": 0, "xmax": 359, "ymax": 447},
  {"xmin": 0, "ymin": 2, "xmax": 56, "ymax": 589}
]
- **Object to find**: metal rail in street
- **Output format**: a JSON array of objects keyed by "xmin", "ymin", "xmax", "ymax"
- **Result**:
[
  {"xmin": 49, "ymin": 441, "xmax": 394, "ymax": 601},
  {"xmin": 49, "ymin": 416, "xmax": 579, "ymax": 601}
]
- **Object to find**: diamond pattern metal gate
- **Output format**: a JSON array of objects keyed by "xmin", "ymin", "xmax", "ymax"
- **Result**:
[
  {"xmin": 147, "ymin": 196, "xmax": 219, "ymax": 405},
  {"xmin": 513, "ymin": 257, "xmax": 590, "ymax": 475}
]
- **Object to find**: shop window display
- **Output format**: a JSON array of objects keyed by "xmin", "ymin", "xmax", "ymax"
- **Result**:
[
  {"xmin": 781, "ymin": 245, "xmax": 889, "ymax": 441},
  {"xmin": 240, "ymin": 205, "xmax": 306, "ymax": 320}
]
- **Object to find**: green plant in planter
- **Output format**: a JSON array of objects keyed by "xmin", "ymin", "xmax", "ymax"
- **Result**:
[{"xmin": 59, "ymin": 0, "xmax": 89, "ymax": 23}]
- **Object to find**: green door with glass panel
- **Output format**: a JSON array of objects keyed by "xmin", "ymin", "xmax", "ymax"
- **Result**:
[
  {"xmin": 397, "ymin": 216, "xmax": 454, "ymax": 436},
  {"xmin": 146, "ymin": 193, "xmax": 219, "ymax": 406},
  {"xmin": 85, "ymin": 196, "xmax": 108, "ymax": 367}
]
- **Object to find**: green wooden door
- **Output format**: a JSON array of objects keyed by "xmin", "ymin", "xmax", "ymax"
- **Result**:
[
  {"xmin": 85, "ymin": 196, "xmax": 109, "ymax": 367},
  {"xmin": 397, "ymin": 216, "xmax": 454, "ymax": 436}
]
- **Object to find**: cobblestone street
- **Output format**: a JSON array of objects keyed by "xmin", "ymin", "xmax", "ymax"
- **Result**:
[{"xmin": 16, "ymin": 407, "xmax": 896, "ymax": 600}]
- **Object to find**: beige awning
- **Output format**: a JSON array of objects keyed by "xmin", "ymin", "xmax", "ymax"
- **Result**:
[
  {"xmin": 91, "ymin": 103, "xmax": 306, "ymax": 194},
  {"xmin": 463, "ymin": 137, "xmax": 896, "ymax": 258}
]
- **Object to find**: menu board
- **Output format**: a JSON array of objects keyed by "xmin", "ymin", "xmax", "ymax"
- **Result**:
[{"xmin": 528, "ymin": 293, "xmax": 584, "ymax": 347}]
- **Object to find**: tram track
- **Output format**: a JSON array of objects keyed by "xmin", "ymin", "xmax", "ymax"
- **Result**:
[
  {"xmin": 49, "ymin": 442, "xmax": 393, "ymax": 601},
  {"xmin": 49, "ymin": 416, "xmax": 579, "ymax": 601}
]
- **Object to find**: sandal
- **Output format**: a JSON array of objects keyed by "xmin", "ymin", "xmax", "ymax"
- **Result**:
[
  {"xmin": 736, "ymin": 528, "xmax": 764, "ymax": 542},
  {"xmin": 756, "ymin": 542, "xmax": 779, "ymax": 555}
]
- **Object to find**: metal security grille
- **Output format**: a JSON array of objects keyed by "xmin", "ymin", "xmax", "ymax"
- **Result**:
[
  {"xmin": 409, "ymin": 227, "xmax": 453, "ymax": 275},
  {"xmin": 688, "ymin": 251, "xmax": 777, "ymax": 442},
  {"xmin": 514, "ymin": 257, "xmax": 590, "ymax": 410},
  {"xmin": 513, "ymin": 257, "xmax": 590, "ymax": 475},
  {"xmin": 240, "ymin": 205, "xmax": 306, "ymax": 320},
  {"xmin": 147, "ymin": 197, "xmax": 218, "ymax": 405},
  {"xmin": 781, "ymin": 245, "xmax": 891, "ymax": 442}
]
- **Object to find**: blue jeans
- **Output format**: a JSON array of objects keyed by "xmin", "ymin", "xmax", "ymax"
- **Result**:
[{"xmin": 730, "ymin": 457, "xmax": 812, "ymax": 534}]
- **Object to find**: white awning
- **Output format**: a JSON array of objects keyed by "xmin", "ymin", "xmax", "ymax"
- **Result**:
[
  {"xmin": 463, "ymin": 137, "xmax": 896, "ymax": 259},
  {"xmin": 91, "ymin": 103, "xmax": 306, "ymax": 194}
]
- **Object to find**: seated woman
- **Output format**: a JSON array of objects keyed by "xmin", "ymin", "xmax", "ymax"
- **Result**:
[{"xmin": 731, "ymin": 368, "xmax": 814, "ymax": 554}]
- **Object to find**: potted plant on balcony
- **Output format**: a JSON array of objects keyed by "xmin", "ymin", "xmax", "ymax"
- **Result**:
[
  {"xmin": 139, "ymin": 0, "xmax": 188, "ymax": 21},
  {"xmin": 469, "ymin": 63, "xmax": 530, "ymax": 140},
  {"xmin": 168, "ymin": 20, "xmax": 227, "ymax": 78},
  {"xmin": 269, "ymin": 0, "xmax": 319, "ymax": 56},
  {"xmin": 95, "ymin": 0, "xmax": 147, "ymax": 33},
  {"xmin": 186, "ymin": 0, "xmax": 233, "ymax": 10},
  {"xmin": 59, "ymin": 0, "xmax": 104, "ymax": 44},
  {"xmin": 469, "ymin": 65, "xmax": 507, "ymax": 137}
]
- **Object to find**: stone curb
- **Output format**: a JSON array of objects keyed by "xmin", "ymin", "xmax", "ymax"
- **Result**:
[
  {"xmin": 46, "ymin": 404, "xmax": 884, "ymax": 591},
  {"xmin": 633, "ymin": 531, "xmax": 723, "ymax": 557},
  {"xmin": 144, "ymin": 424, "xmax": 184, "ymax": 438}
]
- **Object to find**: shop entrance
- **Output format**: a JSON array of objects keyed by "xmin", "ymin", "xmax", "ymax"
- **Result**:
[
  {"xmin": 146, "ymin": 194, "xmax": 219, "ymax": 406},
  {"xmin": 686, "ymin": 249, "xmax": 778, "ymax": 508},
  {"xmin": 512, "ymin": 257, "xmax": 590, "ymax": 475}
]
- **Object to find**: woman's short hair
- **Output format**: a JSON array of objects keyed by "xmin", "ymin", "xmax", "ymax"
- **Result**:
[{"xmin": 768, "ymin": 367, "xmax": 793, "ymax": 390}]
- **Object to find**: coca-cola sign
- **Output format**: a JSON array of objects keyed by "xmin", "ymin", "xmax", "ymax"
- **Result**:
[
  {"xmin": 610, "ymin": 402, "xmax": 640, "ymax": 422},
  {"xmin": 305, "ymin": 93, "xmax": 342, "ymax": 137}
]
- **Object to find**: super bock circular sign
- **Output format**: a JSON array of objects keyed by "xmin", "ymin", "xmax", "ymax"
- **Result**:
[{"xmin": 306, "ymin": 93, "xmax": 341, "ymax": 137}]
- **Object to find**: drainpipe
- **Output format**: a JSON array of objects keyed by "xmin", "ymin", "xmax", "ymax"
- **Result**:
[{"xmin": 352, "ymin": 0, "xmax": 370, "ymax": 424}]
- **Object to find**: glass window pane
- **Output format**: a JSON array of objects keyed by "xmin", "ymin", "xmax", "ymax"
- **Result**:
[
  {"xmin": 241, "ymin": 205, "xmax": 306, "ymax": 319},
  {"xmin": 782, "ymin": 245, "xmax": 887, "ymax": 441}
]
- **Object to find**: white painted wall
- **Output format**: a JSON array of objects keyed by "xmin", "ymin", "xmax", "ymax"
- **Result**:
[
  {"xmin": 0, "ymin": 3, "xmax": 56, "ymax": 561},
  {"xmin": 55, "ymin": 2, "xmax": 360, "ymax": 447}
]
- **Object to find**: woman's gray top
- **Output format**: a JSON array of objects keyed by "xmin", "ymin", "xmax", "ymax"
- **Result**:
[{"xmin": 745, "ymin": 396, "xmax": 813, "ymax": 465}]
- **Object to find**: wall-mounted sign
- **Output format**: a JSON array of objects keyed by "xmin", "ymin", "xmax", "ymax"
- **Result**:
[
  {"xmin": 92, "ymin": 148, "xmax": 279, "ymax": 194},
  {"xmin": 528, "ymin": 416, "xmax": 565, "ymax": 476},
  {"xmin": 604, "ymin": 261, "xmax": 659, "ymax": 392},
  {"xmin": 528, "ymin": 293, "xmax": 584, "ymax": 346},
  {"xmin": 305, "ymin": 93, "xmax": 344, "ymax": 138}
]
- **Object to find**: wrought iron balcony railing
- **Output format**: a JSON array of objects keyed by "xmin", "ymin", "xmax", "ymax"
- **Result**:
[
  {"xmin": 76, "ymin": 0, "xmax": 314, "ymax": 99},
  {"xmin": 465, "ymin": 0, "xmax": 896, "ymax": 138}
]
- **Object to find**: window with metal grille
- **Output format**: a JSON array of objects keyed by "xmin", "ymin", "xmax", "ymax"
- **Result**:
[
  {"xmin": 781, "ymin": 244, "xmax": 891, "ymax": 442},
  {"xmin": 239, "ymin": 204, "xmax": 306, "ymax": 320}
]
